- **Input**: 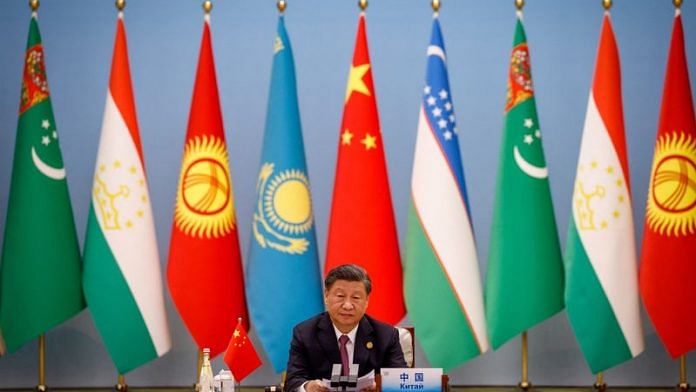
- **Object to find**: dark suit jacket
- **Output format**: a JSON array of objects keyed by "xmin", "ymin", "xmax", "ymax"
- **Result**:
[{"xmin": 285, "ymin": 312, "xmax": 406, "ymax": 392}]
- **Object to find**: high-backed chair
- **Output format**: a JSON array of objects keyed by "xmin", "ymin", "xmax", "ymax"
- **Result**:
[{"xmin": 396, "ymin": 326, "xmax": 415, "ymax": 368}]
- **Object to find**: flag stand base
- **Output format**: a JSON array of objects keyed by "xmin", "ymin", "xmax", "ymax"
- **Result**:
[
  {"xmin": 114, "ymin": 382, "xmax": 128, "ymax": 391},
  {"xmin": 518, "ymin": 381, "xmax": 531, "ymax": 391},
  {"xmin": 677, "ymin": 382, "xmax": 690, "ymax": 392},
  {"xmin": 593, "ymin": 382, "xmax": 607, "ymax": 392},
  {"xmin": 36, "ymin": 384, "xmax": 47, "ymax": 392}
]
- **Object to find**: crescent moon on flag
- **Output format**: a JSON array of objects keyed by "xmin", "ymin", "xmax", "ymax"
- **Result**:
[
  {"xmin": 32, "ymin": 147, "xmax": 65, "ymax": 180},
  {"xmin": 427, "ymin": 45, "xmax": 446, "ymax": 62},
  {"xmin": 513, "ymin": 146, "xmax": 548, "ymax": 179}
]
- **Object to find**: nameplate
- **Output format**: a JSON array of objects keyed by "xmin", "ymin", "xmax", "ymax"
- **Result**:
[{"xmin": 381, "ymin": 368, "xmax": 442, "ymax": 392}]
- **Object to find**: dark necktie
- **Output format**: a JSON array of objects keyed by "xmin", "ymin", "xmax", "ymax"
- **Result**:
[{"xmin": 338, "ymin": 334, "xmax": 350, "ymax": 376}]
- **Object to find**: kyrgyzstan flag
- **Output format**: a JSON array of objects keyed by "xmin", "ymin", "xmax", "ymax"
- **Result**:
[
  {"xmin": 325, "ymin": 12, "xmax": 406, "ymax": 324},
  {"xmin": 167, "ymin": 14, "xmax": 248, "ymax": 358},
  {"xmin": 639, "ymin": 9, "xmax": 696, "ymax": 358}
]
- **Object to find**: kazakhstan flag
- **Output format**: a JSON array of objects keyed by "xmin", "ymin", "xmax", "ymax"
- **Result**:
[{"xmin": 246, "ymin": 16, "xmax": 324, "ymax": 372}]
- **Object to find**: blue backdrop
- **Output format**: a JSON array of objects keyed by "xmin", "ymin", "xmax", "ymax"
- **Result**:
[{"xmin": 1, "ymin": 0, "xmax": 695, "ymax": 388}]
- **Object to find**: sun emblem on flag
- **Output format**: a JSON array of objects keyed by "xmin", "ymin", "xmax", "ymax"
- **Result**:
[
  {"xmin": 252, "ymin": 163, "xmax": 312, "ymax": 254},
  {"xmin": 646, "ymin": 131, "xmax": 696, "ymax": 236},
  {"xmin": 175, "ymin": 135, "xmax": 235, "ymax": 238}
]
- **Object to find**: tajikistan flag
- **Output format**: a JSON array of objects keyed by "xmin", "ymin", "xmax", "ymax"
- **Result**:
[
  {"xmin": 404, "ymin": 17, "xmax": 488, "ymax": 370},
  {"xmin": 564, "ymin": 13, "xmax": 644, "ymax": 374},
  {"xmin": 83, "ymin": 13, "xmax": 171, "ymax": 374}
]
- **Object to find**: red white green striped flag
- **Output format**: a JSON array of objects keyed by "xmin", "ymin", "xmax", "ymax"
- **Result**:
[
  {"xmin": 82, "ymin": 13, "xmax": 171, "ymax": 373},
  {"xmin": 564, "ymin": 13, "xmax": 644, "ymax": 373}
]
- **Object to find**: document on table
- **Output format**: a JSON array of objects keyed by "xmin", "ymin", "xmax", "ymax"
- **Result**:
[{"xmin": 322, "ymin": 370, "xmax": 375, "ymax": 391}]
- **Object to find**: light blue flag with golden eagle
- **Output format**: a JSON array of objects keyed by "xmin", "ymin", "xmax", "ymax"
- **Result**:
[{"xmin": 246, "ymin": 16, "xmax": 324, "ymax": 372}]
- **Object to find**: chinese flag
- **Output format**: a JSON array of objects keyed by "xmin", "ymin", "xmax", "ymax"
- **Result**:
[
  {"xmin": 639, "ymin": 11, "xmax": 696, "ymax": 358},
  {"xmin": 325, "ymin": 13, "xmax": 406, "ymax": 324},
  {"xmin": 224, "ymin": 319, "xmax": 262, "ymax": 382},
  {"xmin": 167, "ymin": 17, "xmax": 248, "ymax": 358}
]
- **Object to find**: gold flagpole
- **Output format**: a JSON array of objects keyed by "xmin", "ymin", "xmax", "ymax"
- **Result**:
[
  {"xmin": 194, "ymin": 348, "xmax": 204, "ymax": 391},
  {"xmin": 116, "ymin": 374, "xmax": 128, "ymax": 392},
  {"xmin": 37, "ymin": 334, "xmax": 46, "ymax": 392},
  {"xmin": 519, "ymin": 331, "xmax": 531, "ymax": 391},
  {"xmin": 678, "ymin": 355, "xmax": 689, "ymax": 392},
  {"xmin": 593, "ymin": 372, "xmax": 606, "ymax": 392}
]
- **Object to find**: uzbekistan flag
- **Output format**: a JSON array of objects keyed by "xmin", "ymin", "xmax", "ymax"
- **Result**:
[
  {"xmin": 564, "ymin": 13, "xmax": 644, "ymax": 374},
  {"xmin": 404, "ymin": 17, "xmax": 488, "ymax": 370},
  {"xmin": 83, "ymin": 13, "xmax": 171, "ymax": 373}
]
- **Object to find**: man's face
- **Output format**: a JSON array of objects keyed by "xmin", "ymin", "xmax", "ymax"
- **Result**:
[{"xmin": 325, "ymin": 279, "xmax": 369, "ymax": 333}]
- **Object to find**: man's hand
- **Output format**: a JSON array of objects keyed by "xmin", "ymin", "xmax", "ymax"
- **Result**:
[
  {"xmin": 305, "ymin": 380, "xmax": 330, "ymax": 392},
  {"xmin": 359, "ymin": 381, "xmax": 377, "ymax": 392}
]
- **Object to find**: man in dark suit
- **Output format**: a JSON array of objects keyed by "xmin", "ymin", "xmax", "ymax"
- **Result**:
[{"xmin": 285, "ymin": 264, "xmax": 406, "ymax": 392}]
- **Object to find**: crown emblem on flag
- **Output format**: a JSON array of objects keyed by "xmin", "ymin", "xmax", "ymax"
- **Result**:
[{"xmin": 93, "ymin": 160, "xmax": 148, "ymax": 231}]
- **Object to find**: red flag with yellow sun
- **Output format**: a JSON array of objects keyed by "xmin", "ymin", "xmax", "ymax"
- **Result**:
[
  {"xmin": 639, "ymin": 10, "xmax": 696, "ymax": 358},
  {"xmin": 325, "ymin": 13, "xmax": 406, "ymax": 324},
  {"xmin": 167, "ymin": 16, "xmax": 248, "ymax": 358}
]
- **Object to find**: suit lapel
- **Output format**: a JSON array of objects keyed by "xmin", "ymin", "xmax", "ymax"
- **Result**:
[
  {"xmin": 353, "ymin": 317, "xmax": 374, "ymax": 375},
  {"xmin": 317, "ymin": 313, "xmax": 342, "ymax": 367}
]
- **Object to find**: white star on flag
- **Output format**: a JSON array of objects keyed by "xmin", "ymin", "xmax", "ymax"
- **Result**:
[
  {"xmin": 439, "ymin": 89, "xmax": 448, "ymax": 99},
  {"xmin": 41, "ymin": 119, "xmax": 50, "ymax": 129},
  {"xmin": 424, "ymin": 86, "xmax": 431, "ymax": 94},
  {"xmin": 524, "ymin": 118, "xmax": 533, "ymax": 128},
  {"xmin": 443, "ymin": 130, "xmax": 453, "ymax": 140},
  {"xmin": 432, "ymin": 107, "xmax": 442, "ymax": 117},
  {"xmin": 524, "ymin": 134, "xmax": 534, "ymax": 144},
  {"xmin": 41, "ymin": 136, "xmax": 50, "ymax": 146},
  {"xmin": 427, "ymin": 96, "xmax": 436, "ymax": 106},
  {"xmin": 444, "ymin": 102, "xmax": 452, "ymax": 111},
  {"xmin": 438, "ymin": 119, "xmax": 447, "ymax": 129}
]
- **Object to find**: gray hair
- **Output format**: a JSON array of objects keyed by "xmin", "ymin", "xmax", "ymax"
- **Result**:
[{"xmin": 324, "ymin": 264, "xmax": 372, "ymax": 295}]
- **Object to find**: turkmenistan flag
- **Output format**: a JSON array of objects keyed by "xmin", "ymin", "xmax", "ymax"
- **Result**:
[
  {"xmin": 404, "ymin": 17, "xmax": 488, "ymax": 370},
  {"xmin": 0, "ymin": 14, "xmax": 84, "ymax": 354},
  {"xmin": 485, "ymin": 15, "xmax": 564, "ymax": 350},
  {"xmin": 82, "ymin": 13, "xmax": 171, "ymax": 374},
  {"xmin": 564, "ymin": 13, "xmax": 644, "ymax": 374}
]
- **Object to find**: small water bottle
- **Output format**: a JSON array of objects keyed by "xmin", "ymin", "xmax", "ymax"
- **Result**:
[{"xmin": 199, "ymin": 348, "xmax": 215, "ymax": 392}]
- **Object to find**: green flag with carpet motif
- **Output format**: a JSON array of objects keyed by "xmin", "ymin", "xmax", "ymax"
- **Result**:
[
  {"xmin": 0, "ymin": 15, "xmax": 84, "ymax": 354},
  {"xmin": 485, "ymin": 16, "xmax": 564, "ymax": 350}
]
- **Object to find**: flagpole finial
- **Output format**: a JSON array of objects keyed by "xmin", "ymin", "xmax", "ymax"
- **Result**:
[
  {"xmin": 359, "ymin": 0, "xmax": 368, "ymax": 11},
  {"xmin": 673, "ymin": 0, "xmax": 683, "ymax": 8},
  {"xmin": 29, "ymin": 0, "xmax": 39, "ymax": 11},
  {"xmin": 432, "ymin": 0, "xmax": 441, "ymax": 12},
  {"xmin": 277, "ymin": 0, "xmax": 287, "ymax": 13},
  {"xmin": 115, "ymin": 0, "xmax": 125, "ymax": 11},
  {"xmin": 203, "ymin": 0, "xmax": 213, "ymax": 14},
  {"xmin": 515, "ymin": 0, "xmax": 524, "ymax": 10},
  {"xmin": 602, "ymin": 0, "xmax": 611, "ymax": 10}
]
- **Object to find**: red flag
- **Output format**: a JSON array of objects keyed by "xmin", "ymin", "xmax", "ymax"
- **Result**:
[
  {"xmin": 639, "ymin": 11, "xmax": 696, "ymax": 358},
  {"xmin": 224, "ymin": 319, "xmax": 262, "ymax": 382},
  {"xmin": 167, "ymin": 17, "xmax": 248, "ymax": 358},
  {"xmin": 325, "ymin": 14, "xmax": 406, "ymax": 324}
]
